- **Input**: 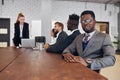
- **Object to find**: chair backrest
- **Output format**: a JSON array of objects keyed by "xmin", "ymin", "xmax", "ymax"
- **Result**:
[{"xmin": 35, "ymin": 36, "xmax": 46, "ymax": 44}]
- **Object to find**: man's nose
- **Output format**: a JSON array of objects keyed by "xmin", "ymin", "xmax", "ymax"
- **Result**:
[{"xmin": 84, "ymin": 22, "xmax": 88, "ymax": 26}]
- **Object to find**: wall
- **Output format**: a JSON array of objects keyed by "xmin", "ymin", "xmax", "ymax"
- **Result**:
[
  {"xmin": 41, "ymin": 0, "xmax": 52, "ymax": 43},
  {"xmin": 0, "ymin": 0, "xmax": 119, "ymax": 46},
  {"xmin": 0, "ymin": 0, "xmax": 42, "ymax": 46},
  {"xmin": 118, "ymin": 11, "xmax": 120, "ymax": 49},
  {"xmin": 52, "ymin": 1, "xmax": 119, "ymax": 40}
]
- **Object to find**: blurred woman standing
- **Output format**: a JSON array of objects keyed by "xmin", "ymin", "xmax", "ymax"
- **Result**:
[{"xmin": 13, "ymin": 13, "xmax": 29, "ymax": 48}]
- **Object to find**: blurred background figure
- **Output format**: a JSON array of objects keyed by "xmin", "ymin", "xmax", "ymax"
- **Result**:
[
  {"xmin": 46, "ymin": 14, "xmax": 80, "ymax": 53},
  {"xmin": 44, "ymin": 22, "xmax": 68, "ymax": 50},
  {"xmin": 13, "ymin": 13, "xmax": 29, "ymax": 48}
]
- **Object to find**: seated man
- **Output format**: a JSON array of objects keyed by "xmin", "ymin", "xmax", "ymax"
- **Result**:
[
  {"xmin": 63, "ymin": 10, "xmax": 115, "ymax": 73},
  {"xmin": 44, "ymin": 22, "xmax": 68, "ymax": 51},
  {"xmin": 46, "ymin": 14, "xmax": 80, "ymax": 53}
]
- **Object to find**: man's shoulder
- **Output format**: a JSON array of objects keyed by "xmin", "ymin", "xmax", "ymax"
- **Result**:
[
  {"xmin": 69, "ymin": 30, "xmax": 80, "ymax": 36},
  {"xmin": 96, "ymin": 31, "xmax": 109, "ymax": 38},
  {"xmin": 73, "ymin": 34, "xmax": 83, "ymax": 40},
  {"xmin": 61, "ymin": 31, "xmax": 68, "ymax": 35},
  {"xmin": 62, "ymin": 31, "xmax": 67, "ymax": 33},
  {"xmin": 57, "ymin": 31, "xmax": 68, "ymax": 39},
  {"xmin": 73, "ymin": 30, "xmax": 80, "ymax": 34}
]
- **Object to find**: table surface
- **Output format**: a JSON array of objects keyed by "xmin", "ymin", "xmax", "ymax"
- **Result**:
[
  {"xmin": 0, "ymin": 48, "xmax": 22, "ymax": 72},
  {"xmin": 0, "ymin": 47, "xmax": 108, "ymax": 80}
]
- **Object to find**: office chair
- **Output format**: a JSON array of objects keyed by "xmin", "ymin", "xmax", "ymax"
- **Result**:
[
  {"xmin": 35, "ymin": 36, "xmax": 46, "ymax": 45},
  {"xmin": 34, "ymin": 36, "xmax": 46, "ymax": 50}
]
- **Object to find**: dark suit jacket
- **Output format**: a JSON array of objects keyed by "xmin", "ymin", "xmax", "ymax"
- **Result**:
[
  {"xmin": 13, "ymin": 22, "xmax": 29, "ymax": 46},
  {"xmin": 46, "ymin": 30, "xmax": 80, "ymax": 53},
  {"xmin": 46, "ymin": 31, "xmax": 68, "ymax": 52}
]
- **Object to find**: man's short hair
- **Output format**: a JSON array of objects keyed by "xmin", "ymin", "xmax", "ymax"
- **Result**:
[
  {"xmin": 55, "ymin": 22, "xmax": 64, "ymax": 30},
  {"xmin": 69, "ymin": 14, "xmax": 79, "ymax": 21},
  {"xmin": 80, "ymin": 10, "xmax": 95, "ymax": 20},
  {"xmin": 69, "ymin": 14, "xmax": 79, "ymax": 27}
]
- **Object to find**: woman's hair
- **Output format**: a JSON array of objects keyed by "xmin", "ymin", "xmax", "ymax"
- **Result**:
[{"xmin": 16, "ymin": 13, "xmax": 25, "ymax": 23}]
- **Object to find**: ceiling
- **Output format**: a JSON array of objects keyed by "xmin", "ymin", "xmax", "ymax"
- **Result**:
[{"xmin": 56, "ymin": 0, "xmax": 120, "ymax": 4}]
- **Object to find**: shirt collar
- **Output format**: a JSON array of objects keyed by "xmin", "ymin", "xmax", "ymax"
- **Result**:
[
  {"xmin": 56, "ymin": 30, "xmax": 62, "ymax": 38},
  {"xmin": 88, "ymin": 30, "xmax": 95, "ymax": 37},
  {"xmin": 71, "ymin": 29, "xmax": 79, "ymax": 34},
  {"xmin": 85, "ymin": 30, "xmax": 96, "ymax": 40}
]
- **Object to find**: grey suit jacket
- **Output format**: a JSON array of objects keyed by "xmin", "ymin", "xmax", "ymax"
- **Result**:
[{"xmin": 63, "ymin": 30, "xmax": 115, "ymax": 70}]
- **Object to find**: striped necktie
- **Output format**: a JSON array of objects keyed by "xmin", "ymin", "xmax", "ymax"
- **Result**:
[{"xmin": 83, "ymin": 34, "xmax": 90, "ymax": 43}]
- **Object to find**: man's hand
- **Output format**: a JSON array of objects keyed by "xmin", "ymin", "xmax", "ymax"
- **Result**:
[
  {"xmin": 43, "ymin": 43, "xmax": 49, "ymax": 49},
  {"xmin": 63, "ymin": 53, "xmax": 76, "ymax": 62},
  {"xmin": 79, "ymin": 57, "xmax": 88, "ymax": 67},
  {"xmin": 63, "ymin": 53, "xmax": 88, "ymax": 66}
]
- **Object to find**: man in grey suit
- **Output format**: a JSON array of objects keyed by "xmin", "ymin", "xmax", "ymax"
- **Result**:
[{"xmin": 63, "ymin": 10, "xmax": 115, "ymax": 73}]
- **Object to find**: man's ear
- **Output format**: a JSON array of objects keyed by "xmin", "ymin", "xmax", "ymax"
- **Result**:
[
  {"xmin": 60, "ymin": 26, "xmax": 63, "ymax": 30},
  {"xmin": 94, "ymin": 20, "xmax": 96, "ymax": 23}
]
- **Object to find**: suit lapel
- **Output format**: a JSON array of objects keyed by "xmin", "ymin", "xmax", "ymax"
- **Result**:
[
  {"xmin": 83, "ymin": 30, "xmax": 99, "ymax": 54},
  {"xmin": 17, "ymin": 24, "xmax": 20, "ymax": 36},
  {"xmin": 78, "ymin": 34, "xmax": 84, "ymax": 56},
  {"xmin": 22, "ymin": 23, "xmax": 25, "ymax": 37}
]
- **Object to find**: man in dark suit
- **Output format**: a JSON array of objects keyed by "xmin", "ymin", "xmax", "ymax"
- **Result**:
[
  {"xmin": 44, "ymin": 22, "xmax": 68, "ymax": 51},
  {"xmin": 46, "ymin": 14, "xmax": 80, "ymax": 53}
]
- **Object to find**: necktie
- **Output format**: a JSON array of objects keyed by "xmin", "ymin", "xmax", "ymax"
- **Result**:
[
  {"xmin": 84, "ymin": 34, "xmax": 90, "ymax": 43},
  {"xmin": 82, "ymin": 34, "xmax": 90, "ymax": 51}
]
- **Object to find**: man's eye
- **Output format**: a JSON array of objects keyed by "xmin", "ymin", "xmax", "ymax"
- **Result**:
[
  {"xmin": 86, "ymin": 19, "xmax": 91, "ymax": 23},
  {"xmin": 81, "ymin": 21, "xmax": 85, "ymax": 23}
]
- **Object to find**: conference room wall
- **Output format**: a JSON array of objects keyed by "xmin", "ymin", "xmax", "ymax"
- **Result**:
[
  {"xmin": 0, "ymin": 0, "xmax": 42, "ymax": 46},
  {"xmin": 0, "ymin": 0, "xmax": 52, "ymax": 46},
  {"xmin": 0, "ymin": 0, "xmax": 119, "ymax": 46},
  {"xmin": 51, "ymin": 1, "xmax": 119, "ymax": 41}
]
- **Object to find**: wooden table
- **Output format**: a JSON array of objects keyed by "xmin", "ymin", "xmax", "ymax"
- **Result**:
[
  {"xmin": 0, "ymin": 47, "xmax": 108, "ymax": 80},
  {"xmin": 0, "ymin": 47, "xmax": 22, "ymax": 72}
]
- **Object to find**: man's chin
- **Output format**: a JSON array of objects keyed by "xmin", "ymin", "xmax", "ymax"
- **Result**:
[{"xmin": 85, "ymin": 30, "xmax": 93, "ymax": 33}]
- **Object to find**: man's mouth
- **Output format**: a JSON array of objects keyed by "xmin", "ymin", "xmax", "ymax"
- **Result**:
[{"xmin": 85, "ymin": 26, "xmax": 89, "ymax": 30}]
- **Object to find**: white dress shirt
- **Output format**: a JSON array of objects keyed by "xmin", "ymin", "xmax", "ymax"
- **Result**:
[
  {"xmin": 50, "ymin": 37, "xmax": 57, "ymax": 45},
  {"xmin": 20, "ymin": 25, "xmax": 23, "ymax": 37},
  {"xmin": 50, "ymin": 31, "xmax": 62, "ymax": 45},
  {"xmin": 83, "ymin": 30, "xmax": 96, "ymax": 41}
]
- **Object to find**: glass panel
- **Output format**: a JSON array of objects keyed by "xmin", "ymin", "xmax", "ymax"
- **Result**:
[
  {"xmin": 0, "ymin": 42, "xmax": 7, "ymax": 47},
  {"xmin": 0, "ymin": 28, "xmax": 7, "ymax": 34}
]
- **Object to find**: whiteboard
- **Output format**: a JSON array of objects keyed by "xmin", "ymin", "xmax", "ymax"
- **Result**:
[{"xmin": 31, "ymin": 20, "xmax": 41, "ymax": 38}]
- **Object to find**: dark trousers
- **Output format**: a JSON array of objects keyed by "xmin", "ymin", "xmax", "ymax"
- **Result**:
[{"xmin": 13, "ymin": 38, "xmax": 21, "ymax": 46}]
